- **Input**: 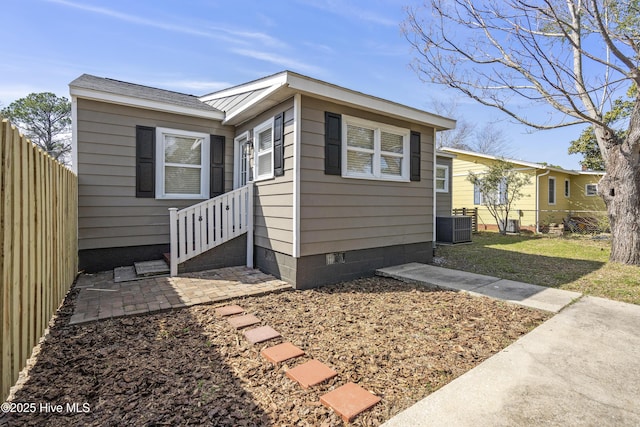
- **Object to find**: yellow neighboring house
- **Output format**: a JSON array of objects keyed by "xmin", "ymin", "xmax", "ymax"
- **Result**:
[{"xmin": 441, "ymin": 148, "xmax": 606, "ymax": 232}]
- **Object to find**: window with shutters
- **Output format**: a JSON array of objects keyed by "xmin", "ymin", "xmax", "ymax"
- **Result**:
[
  {"xmin": 341, "ymin": 115, "xmax": 410, "ymax": 181},
  {"xmin": 253, "ymin": 118, "xmax": 274, "ymax": 181},
  {"xmin": 155, "ymin": 127, "xmax": 210, "ymax": 199}
]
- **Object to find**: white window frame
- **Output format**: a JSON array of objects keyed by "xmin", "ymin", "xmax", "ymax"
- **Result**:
[
  {"xmin": 341, "ymin": 115, "xmax": 410, "ymax": 182},
  {"xmin": 436, "ymin": 165, "xmax": 449, "ymax": 193},
  {"xmin": 548, "ymin": 176, "xmax": 556, "ymax": 205},
  {"xmin": 155, "ymin": 127, "xmax": 210, "ymax": 199},
  {"xmin": 233, "ymin": 131, "xmax": 251, "ymax": 189},
  {"xmin": 253, "ymin": 118, "xmax": 274, "ymax": 182},
  {"xmin": 564, "ymin": 178, "xmax": 570, "ymax": 198},
  {"xmin": 585, "ymin": 183, "xmax": 598, "ymax": 196}
]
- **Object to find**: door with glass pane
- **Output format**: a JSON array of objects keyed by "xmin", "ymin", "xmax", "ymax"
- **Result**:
[{"xmin": 234, "ymin": 133, "xmax": 251, "ymax": 189}]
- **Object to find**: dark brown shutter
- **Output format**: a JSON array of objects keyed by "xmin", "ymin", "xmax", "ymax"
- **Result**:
[
  {"xmin": 136, "ymin": 125, "xmax": 155, "ymax": 198},
  {"xmin": 325, "ymin": 112, "xmax": 342, "ymax": 175},
  {"xmin": 410, "ymin": 131, "xmax": 421, "ymax": 182},
  {"xmin": 210, "ymin": 135, "xmax": 225, "ymax": 197},
  {"xmin": 273, "ymin": 112, "xmax": 285, "ymax": 177}
]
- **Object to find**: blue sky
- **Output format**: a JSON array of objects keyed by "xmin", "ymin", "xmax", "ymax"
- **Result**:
[{"xmin": 1, "ymin": 0, "xmax": 589, "ymax": 169}]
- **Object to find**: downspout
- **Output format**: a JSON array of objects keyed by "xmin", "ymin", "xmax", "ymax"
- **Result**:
[
  {"xmin": 71, "ymin": 96, "xmax": 78, "ymax": 174},
  {"xmin": 293, "ymin": 93, "xmax": 301, "ymax": 258},
  {"xmin": 432, "ymin": 131, "xmax": 437, "ymax": 254},
  {"xmin": 536, "ymin": 170, "xmax": 550, "ymax": 233}
]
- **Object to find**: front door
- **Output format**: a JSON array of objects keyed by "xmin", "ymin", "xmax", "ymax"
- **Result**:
[{"xmin": 234, "ymin": 133, "xmax": 252, "ymax": 189}]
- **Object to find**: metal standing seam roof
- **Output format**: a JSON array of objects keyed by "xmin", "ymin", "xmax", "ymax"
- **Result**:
[
  {"xmin": 69, "ymin": 74, "xmax": 222, "ymax": 114},
  {"xmin": 203, "ymin": 87, "xmax": 273, "ymax": 113}
]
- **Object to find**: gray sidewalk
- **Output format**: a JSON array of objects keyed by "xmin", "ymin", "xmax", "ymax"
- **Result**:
[
  {"xmin": 377, "ymin": 263, "xmax": 640, "ymax": 426},
  {"xmin": 376, "ymin": 263, "xmax": 581, "ymax": 313}
]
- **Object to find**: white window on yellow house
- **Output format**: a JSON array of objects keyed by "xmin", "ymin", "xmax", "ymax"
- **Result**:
[
  {"xmin": 585, "ymin": 183, "xmax": 598, "ymax": 196},
  {"xmin": 548, "ymin": 176, "xmax": 556, "ymax": 205},
  {"xmin": 564, "ymin": 179, "xmax": 570, "ymax": 197}
]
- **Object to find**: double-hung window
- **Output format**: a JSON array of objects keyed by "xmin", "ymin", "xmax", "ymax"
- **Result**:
[
  {"xmin": 474, "ymin": 177, "xmax": 507, "ymax": 205},
  {"xmin": 156, "ymin": 127, "xmax": 209, "ymax": 199},
  {"xmin": 585, "ymin": 184, "xmax": 598, "ymax": 196},
  {"xmin": 253, "ymin": 119, "xmax": 274, "ymax": 181},
  {"xmin": 436, "ymin": 165, "xmax": 449, "ymax": 192},
  {"xmin": 548, "ymin": 176, "xmax": 556, "ymax": 205},
  {"xmin": 342, "ymin": 115, "xmax": 409, "ymax": 181}
]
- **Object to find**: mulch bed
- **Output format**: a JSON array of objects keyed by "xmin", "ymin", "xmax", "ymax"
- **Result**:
[{"xmin": 1, "ymin": 276, "xmax": 549, "ymax": 426}]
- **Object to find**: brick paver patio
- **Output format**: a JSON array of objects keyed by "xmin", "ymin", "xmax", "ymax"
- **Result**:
[{"xmin": 69, "ymin": 266, "xmax": 292, "ymax": 325}]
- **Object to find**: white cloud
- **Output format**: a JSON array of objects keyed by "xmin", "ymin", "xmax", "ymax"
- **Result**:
[
  {"xmin": 296, "ymin": 0, "xmax": 398, "ymax": 27},
  {"xmin": 230, "ymin": 49, "xmax": 325, "ymax": 75},
  {"xmin": 46, "ymin": 0, "xmax": 288, "ymax": 49},
  {"xmin": 0, "ymin": 83, "xmax": 68, "ymax": 107}
]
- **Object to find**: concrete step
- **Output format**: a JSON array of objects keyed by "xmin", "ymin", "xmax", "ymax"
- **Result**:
[
  {"xmin": 113, "ymin": 259, "xmax": 170, "ymax": 283},
  {"xmin": 134, "ymin": 259, "xmax": 170, "ymax": 276}
]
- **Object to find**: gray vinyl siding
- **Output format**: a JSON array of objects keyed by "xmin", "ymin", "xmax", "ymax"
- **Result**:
[
  {"xmin": 76, "ymin": 98, "xmax": 234, "ymax": 250},
  {"xmin": 299, "ymin": 96, "xmax": 435, "ymax": 257},
  {"xmin": 436, "ymin": 156, "xmax": 453, "ymax": 216},
  {"xmin": 235, "ymin": 98, "xmax": 295, "ymax": 256}
]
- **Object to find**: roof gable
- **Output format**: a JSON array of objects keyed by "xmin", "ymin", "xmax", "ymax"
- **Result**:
[{"xmin": 200, "ymin": 71, "xmax": 456, "ymax": 129}]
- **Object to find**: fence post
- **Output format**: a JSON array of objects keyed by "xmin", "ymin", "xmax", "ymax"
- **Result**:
[
  {"xmin": 246, "ymin": 183, "xmax": 254, "ymax": 268},
  {"xmin": 169, "ymin": 208, "xmax": 178, "ymax": 276}
]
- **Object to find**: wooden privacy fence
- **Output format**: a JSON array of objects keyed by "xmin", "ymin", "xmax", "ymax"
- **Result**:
[
  {"xmin": 1, "ymin": 118, "xmax": 78, "ymax": 401},
  {"xmin": 452, "ymin": 207, "xmax": 478, "ymax": 233}
]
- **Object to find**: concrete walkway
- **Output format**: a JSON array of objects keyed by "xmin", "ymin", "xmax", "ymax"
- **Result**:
[
  {"xmin": 70, "ymin": 266, "xmax": 291, "ymax": 325},
  {"xmin": 378, "ymin": 263, "xmax": 640, "ymax": 426},
  {"xmin": 377, "ymin": 263, "xmax": 581, "ymax": 313}
]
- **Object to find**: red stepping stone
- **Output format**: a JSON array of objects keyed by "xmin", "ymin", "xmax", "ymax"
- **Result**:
[
  {"xmin": 285, "ymin": 359, "xmax": 337, "ymax": 389},
  {"xmin": 227, "ymin": 314, "xmax": 260, "ymax": 329},
  {"xmin": 320, "ymin": 382, "xmax": 381, "ymax": 422},
  {"xmin": 215, "ymin": 305, "xmax": 244, "ymax": 317},
  {"xmin": 243, "ymin": 325, "xmax": 281, "ymax": 344},
  {"xmin": 261, "ymin": 342, "xmax": 305, "ymax": 364}
]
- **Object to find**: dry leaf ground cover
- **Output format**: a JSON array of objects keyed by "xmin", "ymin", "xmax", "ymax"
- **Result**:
[{"xmin": 2, "ymin": 276, "xmax": 549, "ymax": 426}]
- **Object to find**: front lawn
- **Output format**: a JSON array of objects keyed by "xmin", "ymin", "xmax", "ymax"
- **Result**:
[{"xmin": 435, "ymin": 232, "xmax": 640, "ymax": 305}]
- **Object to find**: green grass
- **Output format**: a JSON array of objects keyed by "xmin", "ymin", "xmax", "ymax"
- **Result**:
[{"xmin": 435, "ymin": 232, "xmax": 640, "ymax": 305}]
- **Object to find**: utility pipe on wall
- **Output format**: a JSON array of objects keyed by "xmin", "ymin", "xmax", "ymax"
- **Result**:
[{"xmin": 535, "ymin": 170, "xmax": 550, "ymax": 233}]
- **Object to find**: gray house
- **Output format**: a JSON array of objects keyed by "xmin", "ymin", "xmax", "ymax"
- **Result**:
[
  {"xmin": 70, "ymin": 71, "xmax": 455, "ymax": 289},
  {"xmin": 435, "ymin": 150, "xmax": 455, "ymax": 216}
]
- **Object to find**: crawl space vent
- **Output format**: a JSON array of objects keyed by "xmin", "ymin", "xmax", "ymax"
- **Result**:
[{"xmin": 326, "ymin": 252, "xmax": 346, "ymax": 265}]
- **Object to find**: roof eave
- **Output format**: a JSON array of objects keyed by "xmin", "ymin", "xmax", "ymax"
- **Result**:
[
  {"xmin": 70, "ymin": 86, "xmax": 225, "ymax": 121},
  {"xmin": 202, "ymin": 71, "xmax": 456, "ymax": 130},
  {"xmin": 285, "ymin": 73, "xmax": 456, "ymax": 130},
  {"xmin": 441, "ymin": 147, "xmax": 579, "ymax": 175}
]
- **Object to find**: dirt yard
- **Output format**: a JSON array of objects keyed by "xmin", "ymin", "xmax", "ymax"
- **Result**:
[{"xmin": 1, "ymin": 276, "xmax": 549, "ymax": 426}]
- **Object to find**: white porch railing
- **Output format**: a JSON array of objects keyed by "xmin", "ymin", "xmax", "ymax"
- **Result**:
[{"xmin": 169, "ymin": 184, "xmax": 253, "ymax": 276}]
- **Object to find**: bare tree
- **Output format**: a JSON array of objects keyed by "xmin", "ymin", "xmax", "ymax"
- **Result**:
[
  {"xmin": 430, "ymin": 97, "xmax": 513, "ymax": 156},
  {"xmin": 404, "ymin": 0, "xmax": 640, "ymax": 265},
  {"xmin": 473, "ymin": 123, "xmax": 514, "ymax": 157},
  {"xmin": 429, "ymin": 98, "xmax": 475, "ymax": 149}
]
